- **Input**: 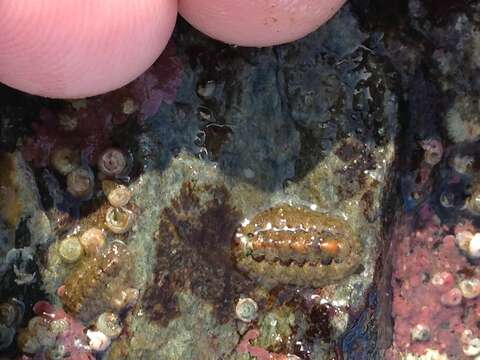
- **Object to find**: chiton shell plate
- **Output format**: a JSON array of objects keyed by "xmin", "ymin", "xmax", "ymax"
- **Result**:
[
  {"xmin": 60, "ymin": 242, "xmax": 133, "ymax": 322},
  {"xmin": 233, "ymin": 204, "xmax": 362, "ymax": 287}
]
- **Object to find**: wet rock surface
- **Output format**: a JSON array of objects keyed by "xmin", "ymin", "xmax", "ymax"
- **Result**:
[
  {"xmin": 112, "ymin": 5, "xmax": 397, "ymax": 359},
  {"xmin": 1, "ymin": 0, "xmax": 480, "ymax": 359}
]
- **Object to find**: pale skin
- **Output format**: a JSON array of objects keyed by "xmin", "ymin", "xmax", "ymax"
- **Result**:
[{"xmin": 0, "ymin": 0, "xmax": 345, "ymax": 99}]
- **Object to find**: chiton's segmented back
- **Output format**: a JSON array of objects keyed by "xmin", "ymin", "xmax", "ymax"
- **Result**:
[{"xmin": 232, "ymin": 204, "xmax": 362, "ymax": 287}]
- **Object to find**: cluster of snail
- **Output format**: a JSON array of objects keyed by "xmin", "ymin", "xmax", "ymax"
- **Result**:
[{"xmin": 50, "ymin": 146, "xmax": 136, "ymax": 262}]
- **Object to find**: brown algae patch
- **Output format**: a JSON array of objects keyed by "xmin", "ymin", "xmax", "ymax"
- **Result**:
[
  {"xmin": 142, "ymin": 181, "xmax": 254, "ymax": 325},
  {"xmin": 233, "ymin": 204, "xmax": 362, "ymax": 287}
]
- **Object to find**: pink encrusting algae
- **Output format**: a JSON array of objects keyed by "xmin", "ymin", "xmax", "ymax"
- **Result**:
[
  {"xmin": 236, "ymin": 329, "xmax": 301, "ymax": 360},
  {"xmin": 17, "ymin": 301, "xmax": 94, "ymax": 360},
  {"xmin": 390, "ymin": 206, "xmax": 480, "ymax": 358},
  {"xmin": 131, "ymin": 41, "xmax": 182, "ymax": 121},
  {"xmin": 388, "ymin": 133, "xmax": 480, "ymax": 358},
  {"xmin": 21, "ymin": 105, "xmax": 114, "ymax": 169},
  {"xmin": 21, "ymin": 40, "xmax": 182, "ymax": 169}
]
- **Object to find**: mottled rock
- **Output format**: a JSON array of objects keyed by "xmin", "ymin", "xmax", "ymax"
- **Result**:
[{"xmin": 106, "ymin": 3, "xmax": 399, "ymax": 359}]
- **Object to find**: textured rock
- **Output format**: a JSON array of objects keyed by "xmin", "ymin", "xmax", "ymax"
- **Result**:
[
  {"xmin": 11, "ymin": 0, "xmax": 480, "ymax": 358},
  {"xmin": 106, "ymin": 4, "xmax": 399, "ymax": 359}
]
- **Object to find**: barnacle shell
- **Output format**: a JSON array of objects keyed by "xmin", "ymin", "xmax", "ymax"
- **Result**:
[
  {"xmin": 463, "ymin": 337, "xmax": 480, "ymax": 356},
  {"xmin": 17, "ymin": 316, "xmax": 56, "ymax": 354},
  {"xmin": 122, "ymin": 98, "xmax": 137, "ymax": 115},
  {"xmin": 50, "ymin": 146, "xmax": 79, "ymax": 175},
  {"xmin": 235, "ymin": 298, "xmax": 258, "ymax": 322},
  {"xmin": 66, "ymin": 167, "xmax": 94, "ymax": 199},
  {"xmin": 87, "ymin": 330, "xmax": 111, "ymax": 352},
  {"xmin": 459, "ymin": 278, "xmax": 480, "ymax": 299},
  {"xmin": 110, "ymin": 288, "xmax": 139, "ymax": 311},
  {"xmin": 420, "ymin": 139, "xmax": 443, "ymax": 166},
  {"xmin": 105, "ymin": 207, "xmax": 134, "ymax": 234},
  {"xmin": 59, "ymin": 242, "xmax": 133, "ymax": 322},
  {"xmin": 48, "ymin": 318, "xmax": 69, "ymax": 335},
  {"xmin": 440, "ymin": 288, "xmax": 463, "ymax": 307},
  {"xmin": 107, "ymin": 185, "xmax": 132, "ymax": 208},
  {"xmin": 469, "ymin": 233, "xmax": 480, "ymax": 259},
  {"xmin": 233, "ymin": 204, "xmax": 362, "ymax": 287},
  {"xmin": 97, "ymin": 148, "xmax": 128, "ymax": 178},
  {"xmin": 410, "ymin": 324, "xmax": 431, "ymax": 342},
  {"xmin": 79, "ymin": 228, "xmax": 106, "ymax": 255},
  {"xmin": 58, "ymin": 113, "xmax": 78, "ymax": 132},
  {"xmin": 0, "ymin": 299, "xmax": 24, "ymax": 327},
  {"xmin": 58, "ymin": 236, "xmax": 83, "ymax": 263},
  {"xmin": 456, "ymin": 231, "xmax": 474, "ymax": 254},
  {"xmin": 446, "ymin": 96, "xmax": 480, "ymax": 143},
  {"xmin": 96, "ymin": 312, "xmax": 122, "ymax": 338}
]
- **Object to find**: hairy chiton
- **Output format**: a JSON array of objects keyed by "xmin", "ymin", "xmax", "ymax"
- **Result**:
[
  {"xmin": 59, "ymin": 241, "xmax": 134, "ymax": 322},
  {"xmin": 232, "ymin": 204, "xmax": 362, "ymax": 287}
]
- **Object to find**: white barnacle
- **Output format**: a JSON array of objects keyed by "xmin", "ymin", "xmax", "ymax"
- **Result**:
[
  {"xmin": 235, "ymin": 298, "xmax": 258, "ymax": 322},
  {"xmin": 241, "ymin": 218, "xmax": 250, "ymax": 227}
]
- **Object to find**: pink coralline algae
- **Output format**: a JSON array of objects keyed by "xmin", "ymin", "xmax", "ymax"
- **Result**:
[
  {"xmin": 130, "ymin": 41, "xmax": 182, "ymax": 120},
  {"xmin": 439, "ymin": 287, "xmax": 463, "ymax": 307},
  {"xmin": 18, "ymin": 301, "xmax": 94, "ymax": 360},
  {"xmin": 21, "ymin": 105, "xmax": 114, "ymax": 169},
  {"xmin": 21, "ymin": 40, "xmax": 181, "ymax": 169},
  {"xmin": 390, "ymin": 205, "xmax": 480, "ymax": 358},
  {"xmin": 236, "ymin": 329, "xmax": 300, "ymax": 360}
]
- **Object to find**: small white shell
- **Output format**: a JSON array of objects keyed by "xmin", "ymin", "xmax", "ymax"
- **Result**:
[
  {"xmin": 459, "ymin": 278, "xmax": 480, "ymax": 299},
  {"xmin": 87, "ymin": 330, "xmax": 111, "ymax": 352},
  {"xmin": 122, "ymin": 98, "xmax": 137, "ymax": 115},
  {"xmin": 462, "ymin": 329, "xmax": 474, "ymax": 344},
  {"xmin": 107, "ymin": 185, "xmax": 132, "ymax": 208},
  {"xmin": 235, "ymin": 298, "xmax": 258, "ymax": 322},
  {"xmin": 456, "ymin": 231, "xmax": 474, "ymax": 253},
  {"xmin": 469, "ymin": 233, "xmax": 480, "ymax": 259},
  {"xmin": 79, "ymin": 228, "xmax": 106, "ymax": 255},
  {"xmin": 97, "ymin": 148, "xmax": 127, "ymax": 178},
  {"xmin": 111, "ymin": 288, "xmax": 139, "ymax": 311},
  {"xmin": 464, "ymin": 337, "xmax": 480, "ymax": 357},
  {"xmin": 105, "ymin": 207, "xmax": 134, "ymax": 234},
  {"xmin": 50, "ymin": 147, "xmax": 79, "ymax": 175},
  {"xmin": 66, "ymin": 167, "xmax": 94, "ymax": 199},
  {"xmin": 410, "ymin": 324, "xmax": 430, "ymax": 342},
  {"xmin": 451, "ymin": 155, "xmax": 474, "ymax": 175},
  {"xmin": 48, "ymin": 318, "xmax": 69, "ymax": 335},
  {"xmin": 96, "ymin": 312, "xmax": 122, "ymax": 338},
  {"xmin": 467, "ymin": 193, "xmax": 480, "ymax": 215},
  {"xmin": 58, "ymin": 236, "xmax": 83, "ymax": 263},
  {"xmin": 0, "ymin": 299, "xmax": 24, "ymax": 327}
]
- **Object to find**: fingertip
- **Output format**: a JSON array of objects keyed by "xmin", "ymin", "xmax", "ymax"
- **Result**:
[
  {"xmin": 0, "ymin": 0, "xmax": 178, "ymax": 99},
  {"xmin": 178, "ymin": 0, "xmax": 346, "ymax": 47}
]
